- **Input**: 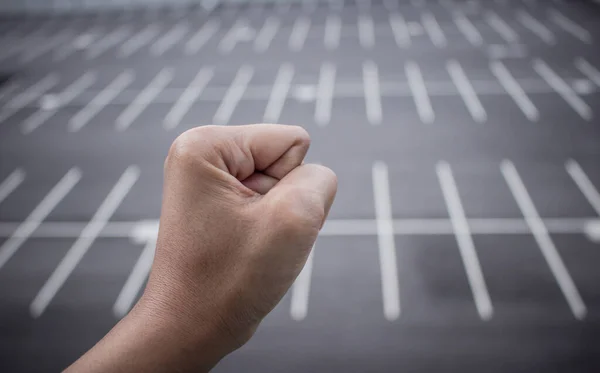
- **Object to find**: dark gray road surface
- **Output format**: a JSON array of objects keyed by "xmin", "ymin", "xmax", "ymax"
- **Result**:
[{"xmin": 1, "ymin": 0, "xmax": 600, "ymax": 371}]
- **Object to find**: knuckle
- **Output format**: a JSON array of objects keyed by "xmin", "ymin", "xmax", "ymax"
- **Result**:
[
  {"xmin": 272, "ymin": 190, "xmax": 324, "ymax": 236},
  {"xmin": 166, "ymin": 125, "xmax": 222, "ymax": 168}
]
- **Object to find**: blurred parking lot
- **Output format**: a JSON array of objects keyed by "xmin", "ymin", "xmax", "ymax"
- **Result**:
[{"xmin": 0, "ymin": 0, "xmax": 600, "ymax": 371}]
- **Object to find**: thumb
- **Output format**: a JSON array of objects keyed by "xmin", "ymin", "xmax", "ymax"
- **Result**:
[{"xmin": 263, "ymin": 164, "xmax": 338, "ymax": 233}]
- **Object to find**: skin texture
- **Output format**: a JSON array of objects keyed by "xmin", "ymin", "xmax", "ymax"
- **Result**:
[{"xmin": 65, "ymin": 124, "xmax": 338, "ymax": 372}]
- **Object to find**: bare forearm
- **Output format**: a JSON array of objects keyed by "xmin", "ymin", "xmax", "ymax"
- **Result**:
[{"xmin": 65, "ymin": 296, "xmax": 228, "ymax": 373}]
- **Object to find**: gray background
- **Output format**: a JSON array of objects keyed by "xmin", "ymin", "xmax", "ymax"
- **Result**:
[{"xmin": 0, "ymin": 0, "xmax": 600, "ymax": 372}]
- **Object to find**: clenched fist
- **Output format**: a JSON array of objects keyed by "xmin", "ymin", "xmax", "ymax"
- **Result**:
[{"xmin": 66, "ymin": 124, "xmax": 337, "ymax": 373}]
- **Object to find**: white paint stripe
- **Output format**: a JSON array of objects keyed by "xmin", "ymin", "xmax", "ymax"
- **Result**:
[
  {"xmin": 517, "ymin": 10, "xmax": 555, "ymax": 45},
  {"xmin": 264, "ymin": 63, "xmax": 294, "ymax": 123},
  {"xmin": 501, "ymin": 160, "xmax": 587, "ymax": 320},
  {"xmin": 150, "ymin": 22, "xmax": 189, "ymax": 56},
  {"xmin": 54, "ymin": 25, "xmax": 101, "ymax": 61},
  {"xmin": 289, "ymin": 16, "xmax": 311, "ymax": 52},
  {"xmin": 358, "ymin": 14, "xmax": 375, "ymax": 49},
  {"xmin": 533, "ymin": 59, "xmax": 592, "ymax": 121},
  {"xmin": 372, "ymin": 162, "xmax": 401, "ymax": 321},
  {"xmin": 0, "ymin": 169, "xmax": 25, "ymax": 205},
  {"xmin": 491, "ymin": 61, "xmax": 539, "ymax": 122},
  {"xmin": 437, "ymin": 162, "xmax": 493, "ymax": 320},
  {"xmin": 185, "ymin": 20, "xmax": 219, "ymax": 54},
  {"xmin": 164, "ymin": 67, "xmax": 213, "ymax": 130},
  {"xmin": 422, "ymin": 12, "xmax": 447, "ymax": 48},
  {"xmin": 86, "ymin": 27, "xmax": 131, "ymax": 59},
  {"xmin": 113, "ymin": 238, "xmax": 156, "ymax": 318},
  {"xmin": 328, "ymin": 0, "xmax": 344, "ymax": 11},
  {"xmin": 116, "ymin": 68, "xmax": 173, "ymax": 131},
  {"xmin": 0, "ymin": 169, "xmax": 81, "ymax": 270},
  {"xmin": 119, "ymin": 25, "xmax": 160, "ymax": 57},
  {"xmin": 453, "ymin": 12, "xmax": 483, "ymax": 47},
  {"xmin": 549, "ymin": 9, "xmax": 592, "ymax": 44},
  {"xmin": 0, "ymin": 74, "xmax": 59, "ymax": 124},
  {"xmin": 213, "ymin": 65, "xmax": 254, "ymax": 125},
  {"xmin": 315, "ymin": 62, "xmax": 336, "ymax": 126},
  {"xmin": 486, "ymin": 11, "xmax": 519, "ymax": 43},
  {"xmin": 290, "ymin": 247, "xmax": 315, "ymax": 321},
  {"xmin": 575, "ymin": 58, "xmax": 600, "ymax": 87},
  {"xmin": 22, "ymin": 72, "xmax": 97, "ymax": 134},
  {"xmin": 30, "ymin": 166, "xmax": 140, "ymax": 318},
  {"xmin": 447, "ymin": 60, "xmax": 486, "ymax": 123},
  {"xmin": 324, "ymin": 14, "xmax": 341, "ymax": 50},
  {"xmin": 69, "ymin": 71, "xmax": 134, "ymax": 132},
  {"xmin": 363, "ymin": 61, "xmax": 382, "ymax": 125},
  {"xmin": 405, "ymin": 61, "xmax": 434, "ymax": 124},
  {"xmin": 0, "ymin": 217, "xmax": 598, "ymax": 240},
  {"xmin": 389, "ymin": 13, "xmax": 410, "ymax": 48},
  {"xmin": 254, "ymin": 17, "xmax": 280, "ymax": 53},
  {"xmin": 219, "ymin": 19, "xmax": 247, "ymax": 54},
  {"xmin": 3, "ymin": 74, "xmax": 59, "ymax": 110},
  {"xmin": 566, "ymin": 160, "xmax": 600, "ymax": 215}
]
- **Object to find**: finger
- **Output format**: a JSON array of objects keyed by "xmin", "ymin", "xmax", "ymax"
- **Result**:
[
  {"xmin": 227, "ymin": 124, "xmax": 310, "ymax": 181},
  {"xmin": 264, "ymin": 164, "xmax": 338, "ymax": 229},
  {"xmin": 241, "ymin": 172, "xmax": 279, "ymax": 195}
]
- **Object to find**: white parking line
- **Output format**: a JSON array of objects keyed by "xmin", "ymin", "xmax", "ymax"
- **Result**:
[
  {"xmin": 447, "ymin": 60, "xmax": 486, "ymax": 123},
  {"xmin": 69, "ymin": 71, "xmax": 134, "ymax": 132},
  {"xmin": 150, "ymin": 22, "xmax": 189, "ymax": 56},
  {"xmin": 501, "ymin": 161, "xmax": 587, "ymax": 320},
  {"xmin": 358, "ymin": 14, "xmax": 375, "ymax": 49},
  {"xmin": 575, "ymin": 58, "xmax": 600, "ymax": 87},
  {"xmin": 86, "ymin": 26, "xmax": 131, "ymax": 59},
  {"xmin": 30, "ymin": 166, "xmax": 140, "ymax": 318},
  {"xmin": 328, "ymin": 0, "xmax": 344, "ymax": 11},
  {"xmin": 0, "ymin": 168, "xmax": 81, "ymax": 270},
  {"xmin": 254, "ymin": 17, "xmax": 280, "ymax": 53},
  {"xmin": 324, "ymin": 14, "xmax": 342, "ymax": 50},
  {"xmin": 372, "ymin": 162, "xmax": 401, "ymax": 321},
  {"xmin": 437, "ymin": 162, "xmax": 493, "ymax": 320},
  {"xmin": 264, "ymin": 63, "xmax": 294, "ymax": 123},
  {"xmin": 214, "ymin": 65, "xmax": 254, "ymax": 125},
  {"xmin": 486, "ymin": 11, "xmax": 519, "ymax": 44},
  {"xmin": 516, "ymin": 10, "xmax": 555, "ymax": 45},
  {"xmin": 113, "ymin": 238, "xmax": 156, "ymax": 318},
  {"xmin": 453, "ymin": 12, "xmax": 483, "ymax": 47},
  {"xmin": 0, "ymin": 169, "xmax": 25, "ymax": 205},
  {"xmin": 185, "ymin": 20, "xmax": 220, "ymax": 55},
  {"xmin": 363, "ymin": 61, "xmax": 382, "ymax": 125},
  {"xmin": 119, "ymin": 25, "xmax": 160, "ymax": 58},
  {"xmin": 1, "ymin": 217, "xmax": 598, "ymax": 240},
  {"xmin": 164, "ymin": 67, "xmax": 214, "ymax": 130},
  {"xmin": 54, "ymin": 25, "xmax": 102, "ymax": 61},
  {"xmin": 421, "ymin": 12, "xmax": 447, "ymax": 48},
  {"xmin": 549, "ymin": 9, "xmax": 592, "ymax": 44},
  {"xmin": 491, "ymin": 61, "xmax": 539, "ymax": 122},
  {"xmin": 566, "ymin": 160, "xmax": 600, "ymax": 215},
  {"xmin": 22, "ymin": 72, "xmax": 97, "ymax": 134},
  {"xmin": 0, "ymin": 74, "xmax": 59, "ymax": 124},
  {"xmin": 219, "ymin": 19, "xmax": 250, "ymax": 54},
  {"xmin": 290, "ymin": 247, "xmax": 315, "ymax": 321},
  {"xmin": 533, "ymin": 59, "xmax": 592, "ymax": 121},
  {"xmin": 389, "ymin": 13, "xmax": 410, "ymax": 48},
  {"xmin": 289, "ymin": 16, "xmax": 311, "ymax": 52},
  {"xmin": 116, "ymin": 68, "xmax": 173, "ymax": 131},
  {"xmin": 405, "ymin": 61, "xmax": 434, "ymax": 124},
  {"xmin": 315, "ymin": 62, "xmax": 336, "ymax": 126}
]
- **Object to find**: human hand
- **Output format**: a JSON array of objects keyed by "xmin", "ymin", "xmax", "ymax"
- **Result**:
[{"xmin": 66, "ymin": 124, "xmax": 337, "ymax": 372}]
